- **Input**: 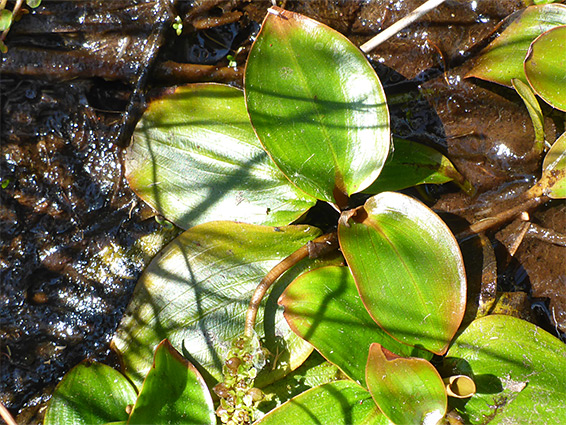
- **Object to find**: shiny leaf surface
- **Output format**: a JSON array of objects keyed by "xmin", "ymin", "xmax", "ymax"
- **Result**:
[
  {"xmin": 256, "ymin": 381, "xmax": 391, "ymax": 425},
  {"xmin": 280, "ymin": 265, "xmax": 431, "ymax": 387},
  {"xmin": 366, "ymin": 344, "xmax": 446, "ymax": 425},
  {"xmin": 44, "ymin": 362, "xmax": 137, "ymax": 425},
  {"xmin": 363, "ymin": 138, "xmax": 473, "ymax": 195},
  {"xmin": 446, "ymin": 315, "xmax": 566, "ymax": 424},
  {"xmin": 339, "ymin": 192, "xmax": 466, "ymax": 355},
  {"xmin": 541, "ymin": 131, "xmax": 566, "ymax": 198},
  {"xmin": 127, "ymin": 83, "xmax": 315, "ymax": 229},
  {"xmin": 525, "ymin": 25, "xmax": 566, "ymax": 111},
  {"xmin": 128, "ymin": 340, "xmax": 215, "ymax": 425},
  {"xmin": 466, "ymin": 4, "xmax": 566, "ymax": 86},
  {"xmin": 112, "ymin": 222, "xmax": 335, "ymax": 389},
  {"xmin": 245, "ymin": 7, "xmax": 390, "ymax": 203}
]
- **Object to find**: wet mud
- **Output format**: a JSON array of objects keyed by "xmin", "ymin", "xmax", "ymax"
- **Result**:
[{"xmin": 1, "ymin": 0, "xmax": 565, "ymax": 422}]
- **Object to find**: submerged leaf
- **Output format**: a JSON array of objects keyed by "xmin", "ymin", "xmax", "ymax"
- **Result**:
[
  {"xmin": 128, "ymin": 340, "xmax": 215, "ymax": 425},
  {"xmin": 339, "ymin": 192, "xmax": 466, "ymax": 355},
  {"xmin": 366, "ymin": 344, "xmax": 446, "ymax": 425},
  {"xmin": 524, "ymin": 25, "xmax": 566, "ymax": 111},
  {"xmin": 245, "ymin": 7, "xmax": 390, "ymax": 204},
  {"xmin": 446, "ymin": 315, "xmax": 566, "ymax": 424},
  {"xmin": 127, "ymin": 83, "xmax": 315, "ymax": 229},
  {"xmin": 466, "ymin": 4, "xmax": 566, "ymax": 86},
  {"xmin": 280, "ymin": 265, "xmax": 431, "ymax": 387},
  {"xmin": 44, "ymin": 362, "xmax": 137, "ymax": 425},
  {"xmin": 112, "ymin": 222, "xmax": 338, "ymax": 390}
]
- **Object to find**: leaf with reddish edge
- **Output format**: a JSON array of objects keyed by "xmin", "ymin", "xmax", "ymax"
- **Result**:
[
  {"xmin": 245, "ymin": 7, "xmax": 390, "ymax": 205},
  {"xmin": 524, "ymin": 25, "xmax": 566, "ymax": 112},
  {"xmin": 338, "ymin": 192, "xmax": 466, "ymax": 355},
  {"xmin": 279, "ymin": 265, "xmax": 432, "ymax": 387},
  {"xmin": 466, "ymin": 4, "xmax": 566, "ymax": 87},
  {"xmin": 366, "ymin": 343, "xmax": 446, "ymax": 425}
]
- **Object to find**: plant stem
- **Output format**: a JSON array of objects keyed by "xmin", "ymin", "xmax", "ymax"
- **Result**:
[
  {"xmin": 360, "ymin": 0, "xmax": 447, "ymax": 53},
  {"xmin": 244, "ymin": 232, "xmax": 338, "ymax": 338},
  {"xmin": 0, "ymin": 402, "xmax": 17, "ymax": 425}
]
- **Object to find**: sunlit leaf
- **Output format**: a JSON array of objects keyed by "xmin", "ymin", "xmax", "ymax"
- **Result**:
[
  {"xmin": 466, "ymin": 4, "xmax": 566, "ymax": 86},
  {"xmin": 44, "ymin": 362, "xmax": 137, "ymax": 425},
  {"xmin": 540, "ymin": 131, "xmax": 566, "ymax": 198},
  {"xmin": 256, "ymin": 381, "xmax": 391, "ymax": 425},
  {"xmin": 245, "ymin": 7, "xmax": 390, "ymax": 204},
  {"xmin": 363, "ymin": 138, "xmax": 474, "ymax": 195},
  {"xmin": 512, "ymin": 79, "xmax": 545, "ymax": 152},
  {"xmin": 128, "ymin": 340, "xmax": 215, "ymax": 425},
  {"xmin": 366, "ymin": 344, "xmax": 446, "ymax": 425},
  {"xmin": 0, "ymin": 10, "xmax": 12, "ymax": 31},
  {"xmin": 446, "ymin": 315, "xmax": 566, "ymax": 424},
  {"xmin": 127, "ymin": 83, "xmax": 315, "ymax": 229},
  {"xmin": 112, "ymin": 222, "xmax": 340, "ymax": 390},
  {"xmin": 280, "ymin": 265, "xmax": 432, "ymax": 387},
  {"xmin": 338, "ymin": 192, "xmax": 466, "ymax": 355},
  {"xmin": 525, "ymin": 25, "xmax": 566, "ymax": 111}
]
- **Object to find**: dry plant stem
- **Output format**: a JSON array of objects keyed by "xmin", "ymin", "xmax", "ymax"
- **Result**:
[
  {"xmin": 360, "ymin": 0, "xmax": 447, "ymax": 53},
  {"xmin": 244, "ymin": 232, "xmax": 338, "ymax": 338},
  {"xmin": 0, "ymin": 402, "xmax": 17, "ymax": 425}
]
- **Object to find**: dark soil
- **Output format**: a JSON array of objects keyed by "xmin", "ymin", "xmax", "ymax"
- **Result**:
[{"xmin": 1, "ymin": 1, "xmax": 565, "ymax": 423}]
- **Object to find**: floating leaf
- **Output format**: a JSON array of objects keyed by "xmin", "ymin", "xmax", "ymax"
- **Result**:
[
  {"xmin": 363, "ymin": 138, "xmax": 474, "ymax": 195},
  {"xmin": 245, "ymin": 7, "xmax": 390, "ymax": 204},
  {"xmin": 446, "ymin": 315, "xmax": 566, "ymax": 424},
  {"xmin": 366, "ymin": 344, "xmax": 446, "ymax": 425},
  {"xmin": 525, "ymin": 25, "xmax": 566, "ymax": 111},
  {"xmin": 128, "ymin": 340, "xmax": 215, "ymax": 425},
  {"xmin": 256, "ymin": 381, "xmax": 390, "ymax": 425},
  {"xmin": 339, "ymin": 192, "xmax": 466, "ymax": 355},
  {"xmin": 540, "ymin": 131, "xmax": 566, "ymax": 198},
  {"xmin": 280, "ymin": 265, "xmax": 431, "ymax": 387},
  {"xmin": 112, "ymin": 222, "xmax": 338, "ymax": 389},
  {"xmin": 127, "ymin": 83, "xmax": 315, "ymax": 229},
  {"xmin": 467, "ymin": 4, "xmax": 566, "ymax": 86},
  {"xmin": 44, "ymin": 362, "xmax": 137, "ymax": 425},
  {"xmin": 512, "ymin": 78, "xmax": 545, "ymax": 152}
]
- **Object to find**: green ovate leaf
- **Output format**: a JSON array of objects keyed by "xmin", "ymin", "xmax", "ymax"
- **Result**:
[
  {"xmin": 44, "ymin": 362, "xmax": 137, "ymax": 425},
  {"xmin": 540, "ymin": 131, "xmax": 566, "ymax": 198},
  {"xmin": 466, "ymin": 4, "xmax": 566, "ymax": 86},
  {"xmin": 128, "ymin": 340, "xmax": 215, "ymax": 425},
  {"xmin": 525, "ymin": 25, "xmax": 566, "ymax": 111},
  {"xmin": 339, "ymin": 192, "xmax": 466, "ymax": 355},
  {"xmin": 280, "ymin": 265, "xmax": 432, "ymax": 387},
  {"xmin": 26, "ymin": 0, "xmax": 42, "ymax": 7},
  {"xmin": 512, "ymin": 78, "xmax": 545, "ymax": 151},
  {"xmin": 366, "ymin": 344, "xmax": 446, "ymax": 425},
  {"xmin": 363, "ymin": 138, "xmax": 474, "ymax": 195},
  {"xmin": 112, "ymin": 221, "xmax": 340, "ymax": 390},
  {"xmin": 256, "ymin": 381, "xmax": 391, "ymax": 425},
  {"xmin": 127, "ymin": 83, "xmax": 315, "ymax": 229},
  {"xmin": 0, "ymin": 10, "xmax": 12, "ymax": 31},
  {"xmin": 245, "ymin": 7, "xmax": 390, "ymax": 204},
  {"xmin": 446, "ymin": 315, "xmax": 566, "ymax": 424}
]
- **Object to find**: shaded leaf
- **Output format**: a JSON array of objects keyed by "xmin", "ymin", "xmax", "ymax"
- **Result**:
[
  {"xmin": 366, "ymin": 344, "xmax": 446, "ymax": 425},
  {"xmin": 280, "ymin": 265, "xmax": 431, "ymax": 387},
  {"xmin": 0, "ymin": 10, "xmax": 12, "ymax": 31},
  {"xmin": 245, "ymin": 7, "xmax": 390, "ymax": 204},
  {"xmin": 112, "ymin": 222, "xmax": 340, "ymax": 390},
  {"xmin": 128, "ymin": 340, "xmax": 215, "ymax": 425},
  {"xmin": 540, "ymin": 131, "xmax": 566, "ymax": 198},
  {"xmin": 127, "ymin": 83, "xmax": 315, "ymax": 229},
  {"xmin": 338, "ymin": 192, "xmax": 466, "ymax": 355},
  {"xmin": 44, "ymin": 362, "xmax": 137, "ymax": 425},
  {"xmin": 512, "ymin": 79, "xmax": 545, "ymax": 152},
  {"xmin": 446, "ymin": 315, "xmax": 566, "ymax": 424},
  {"xmin": 256, "ymin": 381, "xmax": 391, "ymax": 425},
  {"xmin": 363, "ymin": 138, "xmax": 474, "ymax": 195},
  {"xmin": 466, "ymin": 4, "xmax": 566, "ymax": 86},
  {"xmin": 525, "ymin": 25, "xmax": 566, "ymax": 111}
]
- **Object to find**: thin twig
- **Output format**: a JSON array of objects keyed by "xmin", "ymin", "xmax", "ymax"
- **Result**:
[
  {"xmin": 244, "ymin": 232, "xmax": 338, "ymax": 338},
  {"xmin": 0, "ymin": 402, "xmax": 18, "ymax": 425},
  {"xmin": 360, "ymin": 0, "xmax": 448, "ymax": 53}
]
